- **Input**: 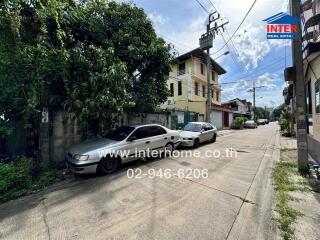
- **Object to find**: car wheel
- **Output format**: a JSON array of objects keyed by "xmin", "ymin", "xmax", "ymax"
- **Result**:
[
  {"xmin": 193, "ymin": 138, "xmax": 200, "ymax": 148},
  {"xmin": 97, "ymin": 156, "xmax": 120, "ymax": 175},
  {"xmin": 163, "ymin": 143, "xmax": 174, "ymax": 157},
  {"xmin": 211, "ymin": 133, "xmax": 217, "ymax": 143}
]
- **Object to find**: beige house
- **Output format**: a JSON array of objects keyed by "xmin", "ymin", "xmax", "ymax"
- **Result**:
[{"xmin": 161, "ymin": 48, "xmax": 232, "ymax": 129}]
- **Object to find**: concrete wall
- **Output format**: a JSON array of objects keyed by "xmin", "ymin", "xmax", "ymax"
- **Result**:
[
  {"xmin": 50, "ymin": 111, "xmax": 171, "ymax": 163},
  {"xmin": 51, "ymin": 111, "xmax": 82, "ymax": 164},
  {"xmin": 126, "ymin": 113, "xmax": 171, "ymax": 129},
  {"xmin": 308, "ymin": 135, "xmax": 320, "ymax": 163}
]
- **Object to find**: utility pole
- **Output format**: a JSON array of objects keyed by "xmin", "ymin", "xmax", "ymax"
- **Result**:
[
  {"xmin": 248, "ymin": 82, "xmax": 265, "ymax": 121},
  {"xmin": 206, "ymin": 23, "xmax": 212, "ymax": 124},
  {"xmin": 290, "ymin": 0, "xmax": 309, "ymax": 172},
  {"xmin": 199, "ymin": 11, "xmax": 228, "ymax": 123}
]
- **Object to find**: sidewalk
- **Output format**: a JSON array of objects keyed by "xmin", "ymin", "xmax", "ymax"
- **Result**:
[
  {"xmin": 278, "ymin": 136, "xmax": 320, "ymax": 240},
  {"xmin": 280, "ymin": 136, "xmax": 297, "ymax": 150}
]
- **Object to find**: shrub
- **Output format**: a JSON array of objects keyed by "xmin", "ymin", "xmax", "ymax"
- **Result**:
[
  {"xmin": 0, "ymin": 157, "xmax": 33, "ymax": 202},
  {"xmin": 279, "ymin": 112, "xmax": 292, "ymax": 137},
  {"xmin": 0, "ymin": 157, "xmax": 57, "ymax": 203},
  {"xmin": 231, "ymin": 117, "xmax": 248, "ymax": 130}
]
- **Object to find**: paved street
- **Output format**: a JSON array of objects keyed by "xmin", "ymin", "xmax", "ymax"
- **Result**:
[{"xmin": 0, "ymin": 123, "xmax": 280, "ymax": 240}]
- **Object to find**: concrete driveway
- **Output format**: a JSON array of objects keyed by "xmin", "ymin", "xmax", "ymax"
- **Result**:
[{"xmin": 0, "ymin": 123, "xmax": 280, "ymax": 240}]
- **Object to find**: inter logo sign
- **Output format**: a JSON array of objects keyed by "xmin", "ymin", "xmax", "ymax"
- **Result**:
[{"xmin": 263, "ymin": 12, "xmax": 299, "ymax": 39}]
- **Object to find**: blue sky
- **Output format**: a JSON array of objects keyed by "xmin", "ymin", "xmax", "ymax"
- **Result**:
[{"xmin": 127, "ymin": 0, "xmax": 292, "ymax": 108}]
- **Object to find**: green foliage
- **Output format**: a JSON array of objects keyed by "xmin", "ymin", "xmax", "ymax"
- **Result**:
[
  {"xmin": 0, "ymin": 157, "xmax": 33, "ymax": 202},
  {"xmin": 254, "ymin": 107, "xmax": 270, "ymax": 120},
  {"xmin": 231, "ymin": 116, "xmax": 248, "ymax": 130},
  {"xmin": 0, "ymin": 157, "xmax": 56, "ymax": 203},
  {"xmin": 272, "ymin": 104, "xmax": 285, "ymax": 120},
  {"xmin": 279, "ymin": 111, "xmax": 292, "ymax": 137},
  {"xmin": 0, "ymin": 0, "xmax": 172, "ymax": 136}
]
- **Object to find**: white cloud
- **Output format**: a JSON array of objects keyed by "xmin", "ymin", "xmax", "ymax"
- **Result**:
[
  {"xmin": 148, "ymin": 12, "xmax": 169, "ymax": 29},
  {"xmin": 255, "ymin": 72, "xmax": 279, "ymax": 90},
  {"xmin": 222, "ymin": 79, "xmax": 250, "ymax": 96},
  {"xmin": 232, "ymin": 24, "xmax": 271, "ymax": 69}
]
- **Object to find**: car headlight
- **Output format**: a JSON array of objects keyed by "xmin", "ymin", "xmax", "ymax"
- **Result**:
[{"xmin": 73, "ymin": 154, "xmax": 89, "ymax": 161}]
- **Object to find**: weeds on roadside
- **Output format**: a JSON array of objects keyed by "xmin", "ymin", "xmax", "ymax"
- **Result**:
[
  {"xmin": 273, "ymin": 156, "xmax": 304, "ymax": 240},
  {"xmin": 0, "ymin": 157, "xmax": 57, "ymax": 203}
]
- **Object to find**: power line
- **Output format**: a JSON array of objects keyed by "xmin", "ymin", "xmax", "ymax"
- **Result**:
[
  {"xmin": 218, "ymin": 28, "xmax": 244, "ymax": 71},
  {"xmin": 224, "ymin": 27, "xmax": 247, "ymax": 71},
  {"xmin": 158, "ymin": 34, "xmax": 194, "ymax": 53},
  {"xmin": 211, "ymin": 0, "xmax": 258, "ymax": 55},
  {"xmin": 194, "ymin": 0, "xmax": 210, "ymax": 14}
]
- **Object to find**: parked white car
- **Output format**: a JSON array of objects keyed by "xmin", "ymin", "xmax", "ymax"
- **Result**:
[
  {"xmin": 66, "ymin": 124, "xmax": 180, "ymax": 174},
  {"xmin": 179, "ymin": 122, "xmax": 217, "ymax": 148},
  {"xmin": 244, "ymin": 120, "xmax": 257, "ymax": 129}
]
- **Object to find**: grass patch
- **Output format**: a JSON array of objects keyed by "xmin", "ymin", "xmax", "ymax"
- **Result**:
[
  {"xmin": 273, "ymin": 154, "xmax": 305, "ymax": 240},
  {"xmin": 0, "ymin": 157, "xmax": 58, "ymax": 203}
]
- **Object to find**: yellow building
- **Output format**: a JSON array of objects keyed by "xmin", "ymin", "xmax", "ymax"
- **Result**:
[{"xmin": 161, "ymin": 48, "xmax": 230, "ymax": 129}]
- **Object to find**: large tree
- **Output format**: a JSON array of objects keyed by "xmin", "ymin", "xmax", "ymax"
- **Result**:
[{"xmin": 0, "ymin": 0, "xmax": 172, "ymax": 137}]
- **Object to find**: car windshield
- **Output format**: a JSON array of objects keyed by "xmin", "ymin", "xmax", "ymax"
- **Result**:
[
  {"xmin": 246, "ymin": 121, "xmax": 254, "ymax": 124},
  {"xmin": 183, "ymin": 123, "xmax": 202, "ymax": 132},
  {"xmin": 107, "ymin": 126, "xmax": 135, "ymax": 141}
]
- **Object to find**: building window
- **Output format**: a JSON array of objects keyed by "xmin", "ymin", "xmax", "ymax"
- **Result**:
[
  {"xmin": 211, "ymin": 90, "xmax": 214, "ymax": 99},
  {"xmin": 178, "ymin": 81, "xmax": 182, "ymax": 96},
  {"xmin": 200, "ymin": 63, "xmax": 204, "ymax": 75},
  {"xmin": 316, "ymin": 80, "xmax": 320, "ymax": 113},
  {"xmin": 212, "ymin": 71, "xmax": 215, "ymax": 81},
  {"xmin": 170, "ymin": 83, "xmax": 174, "ymax": 97},
  {"xmin": 178, "ymin": 62, "xmax": 186, "ymax": 75},
  {"xmin": 195, "ymin": 82, "xmax": 199, "ymax": 96},
  {"xmin": 202, "ymin": 85, "xmax": 206, "ymax": 97},
  {"xmin": 216, "ymin": 92, "xmax": 220, "ymax": 102}
]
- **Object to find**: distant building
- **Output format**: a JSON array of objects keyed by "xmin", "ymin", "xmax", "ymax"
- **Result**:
[
  {"xmin": 161, "ymin": 48, "xmax": 233, "ymax": 129},
  {"xmin": 222, "ymin": 98, "xmax": 253, "ymax": 119}
]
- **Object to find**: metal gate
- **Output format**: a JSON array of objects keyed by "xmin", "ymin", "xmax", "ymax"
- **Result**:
[{"xmin": 211, "ymin": 110, "xmax": 223, "ymax": 129}]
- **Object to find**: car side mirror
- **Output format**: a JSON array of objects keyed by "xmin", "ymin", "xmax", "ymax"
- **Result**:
[
  {"xmin": 178, "ymin": 126, "xmax": 182, "ymax": 130},
  {"xmin": 200, "ymin": 129, "xmax": 205, "ymax": 133},
  {"xmin": 127, "ymin": 136, "xmax": 137, "ymax": 141}
]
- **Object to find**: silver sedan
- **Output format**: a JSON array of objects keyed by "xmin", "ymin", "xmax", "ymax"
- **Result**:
[
  {"xmin": 179, "ymin": 122, "xmax": 217, "ymax": 148},
  {"xmin": 66, "ymin": 124, "xmax": 180, "ymax": 174}
]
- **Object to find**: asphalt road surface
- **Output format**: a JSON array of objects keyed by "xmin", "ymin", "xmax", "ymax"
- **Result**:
[{"xmin": 0, "ymin": 123, "xmax": 280, "ymax": 240}]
